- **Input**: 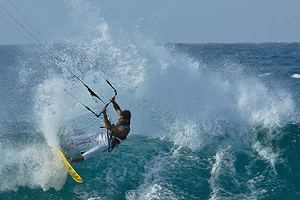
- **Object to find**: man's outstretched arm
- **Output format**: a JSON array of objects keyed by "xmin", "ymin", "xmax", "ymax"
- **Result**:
[
  {"xmin": 102, "ymin": 107, "xmax": 112, "ymax": 130},
  {"xmin": 101, "ymin": 106, "xmax": 126, "ymax": 138},
  {"xmin": 111, "ymin": 96, "xmax": 122, "ymax": 116}
]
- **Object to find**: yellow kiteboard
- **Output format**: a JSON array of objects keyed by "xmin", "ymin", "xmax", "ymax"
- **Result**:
[{"xmin": 58, "ymin": 149, "xmax": 83, "ymax": 183}]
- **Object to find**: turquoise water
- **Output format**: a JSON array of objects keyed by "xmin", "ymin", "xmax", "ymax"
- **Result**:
[{"xmin": 0, "ymin": 43, "xmax": 300, "ymax": 200}]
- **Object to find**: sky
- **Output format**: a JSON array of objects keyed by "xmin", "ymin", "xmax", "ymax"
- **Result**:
[{"xmin": 0, "ymin": 0, "xmax": 299, "ymax": 45}]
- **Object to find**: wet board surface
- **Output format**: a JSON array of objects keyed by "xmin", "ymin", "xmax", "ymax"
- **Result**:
[{"xmin": 58, "ymin": 149, "xmax": 83, "ymax": 183}]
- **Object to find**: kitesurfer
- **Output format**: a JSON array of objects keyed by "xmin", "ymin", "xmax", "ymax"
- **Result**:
[{"xmin": 69, "ymin": 96, "xmax": 131, "ymax": 164}]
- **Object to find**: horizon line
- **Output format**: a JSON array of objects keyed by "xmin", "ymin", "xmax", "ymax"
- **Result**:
[{"xmin": 1, "ymin": 41, "xmax": 300, "ymax": 47}]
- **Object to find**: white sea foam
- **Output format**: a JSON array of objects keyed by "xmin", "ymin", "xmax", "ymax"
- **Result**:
[
  {"xmin": 0, "ymin": 76, "xmax": 79, "ymax": 192},
  {"xmin": 291, "ymin": 73, "xmax": 300, "ymax": 79},
  {"xmin": 208, "ymin": 148, "xmax": 261, "ymax": 200},
  {"xmin": 258, "ymin": 72, "xmax": 271, "ymax": 77},
  {"xmin": 0, "ymin": 144, "xmax": 66, "ymax": 192},
  {"xmin": 126, "ymin": 150, "xmax": 179, "ymax": 200},
  {"xmin": 209, "ymin": 148, "xmax": 236, "ymax": 200},
  {"xmin": 34, "ymin": 78, "xmax": 69, "ymax": 148},
  {"xmin": 237, "ymin": 82, "xmax": 294, "ymax": 127},
  {"xmin": 253, "ymin": 142, "xmax": 278, "ymax": 174}
]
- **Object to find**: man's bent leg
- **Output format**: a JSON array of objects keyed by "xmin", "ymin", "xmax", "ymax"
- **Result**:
[{"xmin": 70, "ymin": 134, "xmax": 109, "ymax": 164}]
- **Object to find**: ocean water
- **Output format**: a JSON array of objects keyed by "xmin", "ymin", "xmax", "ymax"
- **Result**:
[{"xmin": 0, "ymin": 38, "xmax": 300, "ymax": 200}]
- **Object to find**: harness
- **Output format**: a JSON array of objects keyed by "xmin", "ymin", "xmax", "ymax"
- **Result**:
[{"xmin": 107, "ymin": 123, "xmax": 130, "ymax": 152}]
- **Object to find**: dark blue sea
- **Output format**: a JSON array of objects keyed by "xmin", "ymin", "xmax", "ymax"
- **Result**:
[{"xmin": 0, "ymin": 42, "xmax": 300, "ymax": 200}]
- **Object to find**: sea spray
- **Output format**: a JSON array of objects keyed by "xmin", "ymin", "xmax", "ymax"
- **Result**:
[{"xmin": 0, "ymin": 143, "xmax": 66, "ymax": 191}]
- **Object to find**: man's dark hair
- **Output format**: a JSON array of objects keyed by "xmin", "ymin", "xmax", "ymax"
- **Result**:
[{"xmin": 121, "ymin": 110, "xmax": 131, "ymax": 120}]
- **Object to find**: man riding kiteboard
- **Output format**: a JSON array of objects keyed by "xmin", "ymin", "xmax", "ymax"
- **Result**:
[{"xmin": 69, "ymin": 96, "xmax": 131, "ymax": 164}]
